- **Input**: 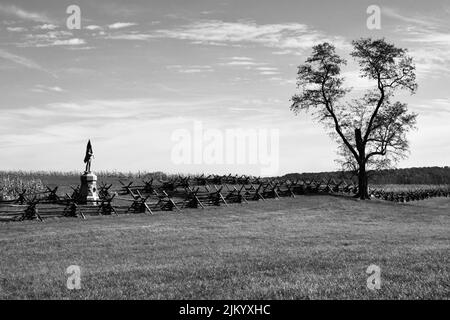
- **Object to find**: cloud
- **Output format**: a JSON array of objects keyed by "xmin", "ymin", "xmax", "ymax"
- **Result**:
[
  {"xmin": 221, "ymin": 56, "xmax": 265, "ymax": 67},
  {"xmin": 220, "ymin": 57, "xmax": 284, "ymax": 78},
  {"xmin": 0, "ymin": 49, "xmax": 53, "ymax": 76},
  {"xmin": 259, "ymin": 71, "xmax": 280, "ymax": 75},
  {"xmin": 108, "ymin": 22, "xmax": 138, "ymax": 29},
  {"xmin": 230, "ymin": 57, "xmax": 253, "ymax": 61},
  {"xmin": 85, "ymin": 25, "xmax": 102, "ymax": 31},
  {"xmin": 167, "ymin": 65, "xmax": 214, "ymax": 73},
  {"xmin": 405, "ymin": 32, "xmax": 450, "ymax": 45},
  {"xmin": 104, "ymin": 33, "xmax": 153, "ymax": 41},
  {"xmin": 341, "ymin": 70, "xmax": 375, "ymax": 90},
  {"xmin": 51, "ymin": 38, "xmax": 86, "ymax": 46},
  {"xmin": 18, "ymin": 31, "xmax": 86, "ymax": 47},
  {"xmin": 31, "ymin": 85, "xmax": 65, "ymax": 93},
  {"xmin": 31, "ymin": 30, "xmax": 73, "ymax": 39},
  {"xmin": 256, "ymin": 67, "xmax": 279, "ymax": 71},
  {"xmin": 34, "ymin": 23, "xmax": 58, "ymax": 30},
  {"xmin": 411, "ymin": 98, "xmax": 450, "ymax": 115},
  {"xmin": 271, "ymin": 50, "xmax": 296, "ymax": 55},
  {"xmin": 0, "ymin": 4, "xmax": 50, "ymax": 23},
  {"xmin": 408, "ymin": 47, "xmax": 450, "ymax": 78},
  {"xmin": 225, "ymin": 61, "xmax": 260, "ymax": 66},
  {"xmin": 382, "ymin": 7, "xmax": 441, "ymax": 29},
  {"xmin": 4, "ymin": 99, "xmax": 206, "ymax": 130},
  {"xmin": 385, "ymin": 7, "xmax": 450, "ymax": 78},
  {"xmin": 431, "ymin": 98, "xmax": 450, "ymax": 109},
  {"xmin": 403, "ymin": 31, "xmax": 450, "ymax": 78},
  {"xmin": 6, "ymin": 26, "xmax": 26, "ymax": 32},
  {"xmin": 267, "ymin": 77, "xmax": 296, "ymax": 85},
  {"xmin": 153, "ymin": 20, "xmax": 349, "ymax": 51},
  {"xmin": 46, "ymin": 86, "xmax": 63, "ymax": 92}
]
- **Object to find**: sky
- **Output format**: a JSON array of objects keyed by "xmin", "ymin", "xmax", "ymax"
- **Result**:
[{"xmin": 0, "ymin": 0, "xmax": 449, "ymax": 176}]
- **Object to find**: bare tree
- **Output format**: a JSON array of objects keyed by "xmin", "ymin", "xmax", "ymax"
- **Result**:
[{"xmin": 291, "ymin": 38, "xmax": 418, "ymax": 199}]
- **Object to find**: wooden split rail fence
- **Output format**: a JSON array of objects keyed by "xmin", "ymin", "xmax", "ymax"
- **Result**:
[
  {"xmin": 369, "ymin": 187, "xmax": 450, "ymax": 202},
  {"xmin": 0, "ymin": 174, "xmax": 448, "ymax": 222}
]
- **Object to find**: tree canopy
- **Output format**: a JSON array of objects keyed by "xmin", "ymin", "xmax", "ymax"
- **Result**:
[{"xmin": 291, "ymin": 38, "xmax": 418, "ymax": 199}]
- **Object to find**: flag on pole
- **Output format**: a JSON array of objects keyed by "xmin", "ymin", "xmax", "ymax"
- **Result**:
[{"xmin": 84, "ymin": 140, "xmax": 93, "ymax": 163}]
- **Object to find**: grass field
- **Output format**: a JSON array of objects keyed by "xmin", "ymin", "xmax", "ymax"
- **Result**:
[{"xmin": 0, "ymin": 194, "xmax": 449, "ymax": 299}]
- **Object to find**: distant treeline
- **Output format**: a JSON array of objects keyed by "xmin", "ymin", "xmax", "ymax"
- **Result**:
[
  {"xmin": 0, "ymin": 171, "xmax": 174, "ymax": 187},
  {"xmin": 0, "ymin": 170, "xmax": 171, "ymax": 180},
  {"xmin": 282, "ymin": 166, "xmax": 450, "ymax": 185},
  {"xmin": 1, "ymin": 167, "xmax": 449, "ymax": 185}
]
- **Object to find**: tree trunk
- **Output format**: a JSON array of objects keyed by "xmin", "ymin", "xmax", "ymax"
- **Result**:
[
  {"xmin": 354, "ymin": 128, "xmax": 370, "ymax": 200},
  {"xmin": 357, "ymin": 161, "xmax": 370, "ymax": 200}
]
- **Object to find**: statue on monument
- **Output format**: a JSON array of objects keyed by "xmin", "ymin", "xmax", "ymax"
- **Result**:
[
  {"xmin": 84, "ymin": 140, "xmax": 93, "ymax": 173},
  {"xmin": 80, "ymin": 139, "xmax": 99, "ymax": 204}
]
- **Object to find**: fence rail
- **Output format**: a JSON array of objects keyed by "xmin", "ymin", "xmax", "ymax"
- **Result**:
[{"xmin": 0, "ymin": 174, "xmax": 448, "ymax": 222}]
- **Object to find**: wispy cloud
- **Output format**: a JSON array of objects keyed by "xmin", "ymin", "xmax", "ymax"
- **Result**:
[
  {"xmin": 382, "ymin": 7, "xmax": 441, "ymax": 29},
  {"xmin": 108, "ymin": 22, "xmax": 138, "ymax": 29},
  {"xmin": 405, "ymin": 32, "xmax": 450, "ymax": 45},
  {"xmin": 384, "ymin": 7, "xmax": 450, "ymax": 78},
  {"xmin": 221, "ymin": 56, "xmax": 264, "ymax": 67},
  {"xmin": 31, "ymin": 85, "xmax": 65, "ymax": 93},
  {"xmin": 403, "ymin": 31, "xmax": 450, "ymax": 78},
  {"xmin": 229, "ymin": 57, "xmax": 253, "ymax": 61},
  {"xmin": 0, "ymin": 49, "xmax": 53, "ymax": 76},
  {"xmin": 225, "ymin": 61, "xmax": 260, "ymax": 66},
  {"xmin": 220, "ymin": 57, "xmax": 284, "ymax": 79},
  {"xmin": 411, "ymin": 98, "xmax": 450, "ymax": 115},
  {"xmin": 259, "ymin": 71, "xmax": 280, "ymax": 75},
  {"xmin": 34, "ymin": 23, "xmax": 58, "ymax": 30},
  {"xmin": 85, "ymin": 25, "xmax": 102, "ymax": 31},
  {"xmin": 4, "ymin": 98, "xmax": 223, "ymax": 130},
  {"xmin": 256, "ymin": 67, "xmax": 279, "ymax": 71},
  {"xmin": 271, "ymin": 50, "xmax": 298, "ymax": 55},
  {"xmin": 341, "ymin": 70, "xmax": 375, "ymax": 90},
  {"xmin": 167, "ymin": 65, "xmax": 214, "ymax": 73},
  {"xmin": 18, "ymin": 31, "xmax": 86, "ymax": 48},
  {"xmin": 101, "ymin": 22, "xmax": 145, "ymax": 40},
  {"xmin": 104, "ymin": 33, "xmax": 153, "ymax": 41},
  {"xmin": 51, "ymin": 38, "xmax": 86, "ymax": 46},
  {"xmin": 0, "ymin": 4, "xmax": 50, "ymax": 23},
  {"xmin": 6, "ymin": 26, "xmax": 26, "ymax": 32},
  {"xmin": 153, "ymin": 20, "xmax": 349, "ymax": 51}
]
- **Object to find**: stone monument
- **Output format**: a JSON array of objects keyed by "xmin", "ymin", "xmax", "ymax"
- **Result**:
[{"xmin": 80, "ymin": 140, "xmax": 99, "ymax": 205}]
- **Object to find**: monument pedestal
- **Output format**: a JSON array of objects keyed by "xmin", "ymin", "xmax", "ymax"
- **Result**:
[{"xmin": 80, "ymin": 172, "xmax": 99, "ymax": 205}]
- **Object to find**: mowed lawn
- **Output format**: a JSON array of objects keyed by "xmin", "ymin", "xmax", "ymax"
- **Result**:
[{"xmin": 0, "ymin": 195, "xmax": 448, "ymax": 299}]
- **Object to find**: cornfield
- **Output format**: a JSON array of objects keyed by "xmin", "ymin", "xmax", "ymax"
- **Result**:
[{"xmin": 0, "ymin": 176, "xmax": 45, "ymax": 200}]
